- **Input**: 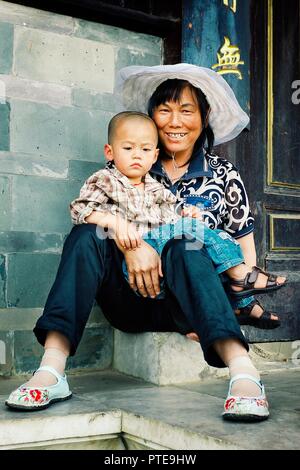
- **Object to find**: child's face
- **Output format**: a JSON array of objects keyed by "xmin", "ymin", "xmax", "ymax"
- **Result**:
[{"xmin": 104, "ymin": 119, "xmax": 159, "ymax": 181}]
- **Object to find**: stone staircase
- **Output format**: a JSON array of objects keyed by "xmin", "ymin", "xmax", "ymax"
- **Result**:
[{"xmin": 1, "ymin": 365, "xmax": 300, "ymax": 450}]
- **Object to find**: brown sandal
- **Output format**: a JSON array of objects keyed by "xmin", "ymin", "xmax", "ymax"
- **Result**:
[
  {"xmin": 236, "ymin": 299, "xmax": 281, "ymax": 330},
  {"xmin": 229, "ymin": 266, "xmax": 286, "ymax": 298}
]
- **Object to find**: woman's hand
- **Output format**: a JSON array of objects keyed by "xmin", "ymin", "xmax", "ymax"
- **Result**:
[
  {"xmin": 181, "ymin": 205, "xmax": 203, "ymax": 219},
  {"xmin": 121, "ymin": 240, "xmax": 163, "ymax": 298},
  {"xmin": 113, "ymin": 215, "xmax": 142, "ymax": 250}
]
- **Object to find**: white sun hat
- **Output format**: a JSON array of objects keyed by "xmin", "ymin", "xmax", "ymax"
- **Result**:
[{"xmin": 115, "ymin": 63, "xmax": 249, "ymax": 145}]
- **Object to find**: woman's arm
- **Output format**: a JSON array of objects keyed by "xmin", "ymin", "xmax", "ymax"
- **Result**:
[
  {"xmin": 237, "ymin": 232, "xmax": 257, "ymax": 267},
  {"xmin": 86, "ymin": 211, "xmax": 162, "ymax": 297},
  {"xmin": 121, "ymin": 241, "xmax": 163, "ymax": 298}
]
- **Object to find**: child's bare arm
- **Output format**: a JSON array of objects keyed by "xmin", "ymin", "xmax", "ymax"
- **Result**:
[{"xmin": 86, "ymin": 211, "xmax": 141, "ymax": 250}]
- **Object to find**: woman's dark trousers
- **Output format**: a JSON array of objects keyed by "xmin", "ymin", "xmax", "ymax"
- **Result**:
[{"xmin": 34, "ymin": 223, "xmax": 248, "ymax": 368}]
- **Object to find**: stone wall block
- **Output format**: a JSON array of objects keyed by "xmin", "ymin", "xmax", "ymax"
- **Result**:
[
  {"xmin": 0, "ymin": 21, "xmax": 13, "ymax": 74},
  {"xmin": 0, "ymin": 254, "xmax": 7, "ymax": 308},
  {"xmin": 0, "ymin": 1, "xmax": 75, "ymax": 34},
  {"xmin": 11, "ymin": 174, "xmax": 76, "ymax": 233},
  {"xmin": 0, "ymin": 151, "xmax": 68, "ymax": 179},
  {"xmin": 10, "ymin": 100, "xmax": 110, "ymax": 162},
  {"xmin": 6, "ymin": 252, "xmax": 61, "ymax": 308},
  {"xmin": 113, "ymin": 331, "xmax": 218, "ymax": 385},
  {"xmin": 0, "ymin": 330, "xmax": 14, "ymax": 376},
  {"xmin": 74, "ymin": 19, "xmax": 161, "ymax": 53},
  {"xmin": 0, "ymin": 175, "xmax": 11, "ymax": 231},
  {"xmin": 0, "ymin": 75, "xmax": 72, "ymax": 106},
  {"xmin": 0, "ymin": 102, "xmax": 10, "ymax": 150},
  {"xmin": 14, "ymin": 27, "xmax": 115, "ymax": 93}
]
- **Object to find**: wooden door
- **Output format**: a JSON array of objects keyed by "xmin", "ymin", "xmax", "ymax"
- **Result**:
[{"xmin": 183, "ymin": 0, "xmax": 300, "ymax": 342}]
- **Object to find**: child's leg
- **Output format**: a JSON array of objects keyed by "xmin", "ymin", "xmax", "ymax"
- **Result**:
[
  {"xmin": 170, "ymin": 218, "xmax": 286, "ymax": 296},
  {"xmin": 171, "ymin": 218, "xmax": 245, "ymax": 274},
  {"xmin": 145, "ymin": 220, "xmax": 286, "ymax": 297}
]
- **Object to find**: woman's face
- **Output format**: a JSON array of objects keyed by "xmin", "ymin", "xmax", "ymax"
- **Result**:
[{"xmin": 151, "ymin": 86, "xmax": 203, "ymax": 157}]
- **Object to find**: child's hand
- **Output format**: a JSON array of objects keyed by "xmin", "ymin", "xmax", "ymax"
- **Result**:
[
  {"xmin": 114, "ymin": 216, "xmax": 142, "ymax": 250},
  {"xmin": 181, "ymin": 205, "xmax": 203, "ymax": 219}
]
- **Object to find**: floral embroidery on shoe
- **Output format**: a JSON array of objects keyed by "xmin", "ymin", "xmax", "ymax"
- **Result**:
[
  {"xmin": 9, "ymin": 387, "xmax": 50, "ymax": 406},
  {"xmin": 225, "ymin": 398, "xmax": 236, "ymax": 410},
  {"xmin": 224, "ymin": 396, "xmax": 269, "ymax": 415}
]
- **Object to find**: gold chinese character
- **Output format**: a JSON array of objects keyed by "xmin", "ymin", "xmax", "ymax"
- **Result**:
[
  {"xmin": 212, "ymin": 36, "xmax": 244, "ymax": 79},
  {"xmin": 223, "ymin": 0, "xmax": 237, "ymax": 13}
]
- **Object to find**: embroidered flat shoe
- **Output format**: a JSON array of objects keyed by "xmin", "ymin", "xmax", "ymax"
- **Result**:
[
  {"xmin": 5, "ymin": 366, "xmax": 72, "ymax": 411},
  {"xmin": 222, "ymin": 373, "xmax": 269, "ymax": 422}
]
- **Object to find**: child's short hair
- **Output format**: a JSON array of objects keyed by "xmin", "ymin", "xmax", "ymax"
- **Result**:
[{"xmin": 108, "ymin": 111, "xmax": 158, "ymax": 144}]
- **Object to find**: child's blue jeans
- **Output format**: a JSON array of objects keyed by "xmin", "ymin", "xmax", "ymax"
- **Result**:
[{"xmin": 122, "ymin": 217, "xmax": 254, "ymax": 308}]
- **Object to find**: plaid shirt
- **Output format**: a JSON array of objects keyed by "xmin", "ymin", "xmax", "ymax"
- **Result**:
[{"xmin": 70, "ymin": 163, "xmax": 179, "ymax": 232}]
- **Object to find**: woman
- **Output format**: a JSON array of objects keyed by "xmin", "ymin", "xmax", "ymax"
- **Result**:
[{"xmin": 6, "ymin": 64, "xmax": 284, "ymax": 421}]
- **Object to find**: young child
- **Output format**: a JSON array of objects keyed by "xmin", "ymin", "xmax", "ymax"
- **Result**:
[{"xmin": 70, "ymin": 112, "xmax": 286, "ymax": 313}]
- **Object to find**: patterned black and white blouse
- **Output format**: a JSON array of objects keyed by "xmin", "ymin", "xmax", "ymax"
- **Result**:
[{"xmin": 149, "ymin": 148, "xmax": 254, "ymax": 239}]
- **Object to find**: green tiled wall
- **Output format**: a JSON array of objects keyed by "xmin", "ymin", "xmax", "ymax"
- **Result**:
[{"xmin": 0, "ymin": 0, "xmax": 162, "ymax": 375}]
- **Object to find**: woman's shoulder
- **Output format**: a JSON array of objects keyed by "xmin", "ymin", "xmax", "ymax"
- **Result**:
[{"xmin": 205, "ymin": 152, "xmax": 240, "ymax": 174}]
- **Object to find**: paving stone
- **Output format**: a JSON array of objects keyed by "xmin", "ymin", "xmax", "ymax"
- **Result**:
[{"xmin": 1, "ymin": 368, "xmax": 300, "ymax": 449}]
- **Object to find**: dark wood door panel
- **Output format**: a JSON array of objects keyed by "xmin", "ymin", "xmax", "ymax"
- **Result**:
[
  {"xmin": 183, "ymin": 0, "xmax": 300, "ymax": 341},
  {"xmin": 272, "ymin": 0, "xmax": 300, "ymax": 188}
]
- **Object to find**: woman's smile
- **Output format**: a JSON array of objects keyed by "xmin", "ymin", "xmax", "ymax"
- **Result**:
[
  {"xmin": 152, "ymin": 87, "xmax": 202, "ymax": 160},
  {"xmin": 165, "ymin": 132, "xmax": 188, "ymax": 140}
]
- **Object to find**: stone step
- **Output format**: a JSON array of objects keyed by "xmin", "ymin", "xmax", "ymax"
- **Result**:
[
  {"xmin": 1, "ymin": 368, "xmax": 300, "ymax": 450},
  {"xmin": 113, "ymin": 330, "xmax": 297, "ymax": 385}
]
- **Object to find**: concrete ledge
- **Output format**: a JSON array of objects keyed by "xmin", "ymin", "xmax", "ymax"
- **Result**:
[
  {"xmin": 113, "ymin": 331, "xmax": 298, "ymax": 385},
  {"xmin": 113, "ymin": 331, "xmax": 228, "ymax": 385},
  {"xmin": 121, "ymin": 412, "xmax": 239, "ymax": 451},
  {"xmin": 0, "ymin": 410, "xmax": 121, "ymax": 449}
]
